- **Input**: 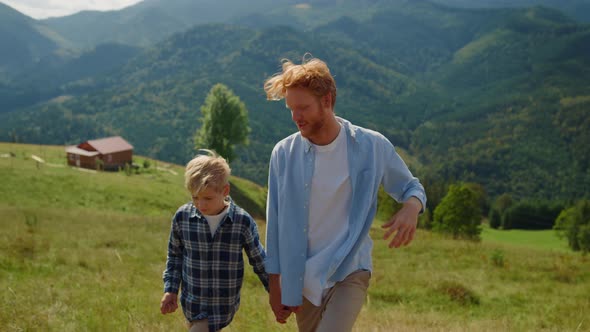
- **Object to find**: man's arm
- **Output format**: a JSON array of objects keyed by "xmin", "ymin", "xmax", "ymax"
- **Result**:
[
  {"xmin": 379, "ymin": 137, "xmax": 427, "ymax": 248},
  {"xmin": 265, "ymin": 148, "xmax": 293, "ymax": 322},
  {"xmin": 264, "ymin": 148, "xmax": 281, "ymax": 274}
]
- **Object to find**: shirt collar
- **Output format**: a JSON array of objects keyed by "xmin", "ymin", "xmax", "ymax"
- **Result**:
[
  {"xmin": 189, "ymin": 197, "xmax": 235, "ymax": 224},
  {"xmin": 302, "ymin": 116, "xmax": 357, "ymax": 154},
  {"xmin": 303, "ymin": 137, "xmax": 313, "ymax": 154},
  {"xmin": 336, "ymin": 116, "xmax": 358, "ymax": 141}
]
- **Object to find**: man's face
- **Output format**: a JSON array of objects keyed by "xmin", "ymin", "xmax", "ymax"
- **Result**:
[{"xmin": 285, "ymin": 86, "xmax": 330, "ymax": 142}]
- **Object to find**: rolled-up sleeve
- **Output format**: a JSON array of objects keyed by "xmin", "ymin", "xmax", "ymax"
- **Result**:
[{"xmin": 381, "ymin": 138, "xmax": 427, "ymax": 212}]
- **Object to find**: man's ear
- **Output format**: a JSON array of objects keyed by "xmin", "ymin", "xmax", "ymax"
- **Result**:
[{"xmin": 321, "ymin": 94, "xmax": 332, "ymax": 109}]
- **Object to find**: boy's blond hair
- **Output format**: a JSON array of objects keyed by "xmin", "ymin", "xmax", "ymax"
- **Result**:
[
  {"xmin": 184, "ymin": 150, "xmax": 231, "ymax": 195},
  {"xmin": 264, "ymin": 56, "xmax": 337, "ymax": 108}
]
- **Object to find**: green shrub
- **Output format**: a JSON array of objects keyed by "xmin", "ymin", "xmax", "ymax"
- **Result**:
[
  {"xmin": 554, "ymin": 200, "xmax": 590, "ymax": 253},
  {"xmin": 491, "ymin": 249, "xmax": 505, "ymax": 267},
  {"xmin": 433, "ymin": 183, "xmax": 482, "ymax": 240},
  {"xmin": 437, "ymin": 281, "xmax": 480, "ymax": 306}
]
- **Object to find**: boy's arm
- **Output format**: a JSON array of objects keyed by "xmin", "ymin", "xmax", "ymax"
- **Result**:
[
  {"xmin": 162, "ymin": 214, "xmax": 183, "ymax": 294},
  {"xmin": 243, "ymin": 217, "xmax": 269, "ymax": 291}
]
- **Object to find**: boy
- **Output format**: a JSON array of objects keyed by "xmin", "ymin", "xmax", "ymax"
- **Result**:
[{"xmin": 161, "ymin": 151, "xmax": 269, "ymax": 332}]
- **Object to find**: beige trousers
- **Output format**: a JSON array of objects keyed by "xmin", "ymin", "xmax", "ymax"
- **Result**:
[{"xmin": 295, "ymin": 270, "xmax": 371, "ymax": 332}]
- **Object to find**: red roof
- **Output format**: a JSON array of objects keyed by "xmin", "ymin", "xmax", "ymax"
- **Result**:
[
  {"xmin": 78, "ymin": 136, "xmax": 133, "ymax": 154},
  {"xmin": 65, "ymin": 146, "xmax": 100, "ymax": 157}
]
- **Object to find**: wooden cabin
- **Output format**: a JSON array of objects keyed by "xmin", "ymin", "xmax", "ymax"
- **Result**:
[{"xmin": 66, "ymin": 136, "xmax": 133, "ymax": 170}]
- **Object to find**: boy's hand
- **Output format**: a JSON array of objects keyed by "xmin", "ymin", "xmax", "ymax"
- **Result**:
[
  {"xmin": 275, "ymin": 307, "xmax": 292, "ymax": 324},
  {"xmin": 269, "ymin": 275, "xmax": 284, "ymax": 322},
  {"xmin": 160, "ymin": 292, "xmax": 178, "ymax": 314}
]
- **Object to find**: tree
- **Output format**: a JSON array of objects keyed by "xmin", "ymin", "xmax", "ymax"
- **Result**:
[
  {"xmin": 502, "ymin": 200, "xmax": 563, "ymax": 230},
  {"xmin": 433, "ymin": 183, "xmax": 482, "ymax": 240},
  {"xmin": 554, "ymin": 200, "xmax": 590, "ymax": 253},
  {"xmin": 194, "ymin": 84, "xmax": 250, "ymax": 162},
  {"xmin": 488, "ymin": 193, "xmax": 513, "ymax": 229},
  {"xmin": 488, "ymin": 208, "xmax": 502, "ymax": 229},
  {"xmin": 495, "ymin": 193, "xmax": 513, "ymax": 213},
  {"xmin": 464, "ymin": 182, "xmax": 489, "ymax": 216}
]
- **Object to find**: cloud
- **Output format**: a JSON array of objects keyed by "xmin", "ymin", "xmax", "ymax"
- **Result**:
[{"xmin": 0, "ymin": 0, "xmax": 144, "ymax": 19}]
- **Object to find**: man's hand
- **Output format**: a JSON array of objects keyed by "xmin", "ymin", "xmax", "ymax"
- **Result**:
[
  {"xmin": 160, "ymin": 292, "xmax": 178, "ymax": 314},
  {"xmin": 269, "ymin": 274, "xmax": 297, "ymax": 323},
  {"xmin": 382, "ymin": 196, "xmax": 422, "ymax": 248}
]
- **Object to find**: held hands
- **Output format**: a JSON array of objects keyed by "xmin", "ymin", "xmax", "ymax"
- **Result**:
[
  {"xmin": 160, "ymin": 292, "xmax": 178, "ymax": 314},
  {"xmin": 269, "ymin": 274, "xmax": 300, "ymax": 324},
  {"xmin": 382, "ymin": 197, "xmax": 422, "ymax": 248}
]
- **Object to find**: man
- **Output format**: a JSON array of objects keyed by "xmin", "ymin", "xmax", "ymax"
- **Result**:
[{"xmin": 263, "ymin": 56, "xmax": 426, "ymax": 332}]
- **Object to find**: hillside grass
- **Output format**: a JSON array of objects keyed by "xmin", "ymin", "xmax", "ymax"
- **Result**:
[
  {"xmin": 481, "ymin": 224, "xmax": 569, "ymax": 252},
  {"xmin": 0, "ymin": 142, "xmax": 264, "ymax": 218},
  {"xmin": 1, "ymin": 143, "xmax": 589, "ymax": 331}
]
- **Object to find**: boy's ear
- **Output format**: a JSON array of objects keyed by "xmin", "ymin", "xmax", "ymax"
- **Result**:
[{"xmin": 223, "ymin": 183, "xmax": 230, "ymax": 196}]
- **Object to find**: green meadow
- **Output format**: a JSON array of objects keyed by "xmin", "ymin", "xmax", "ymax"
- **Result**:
[
  {"xmin": 481, "ymin": 225, "xmax": 570, "ymax": 252},
  {"xmin": 1, "ymin": 143, "xmax": 588, "ymax": 331}
]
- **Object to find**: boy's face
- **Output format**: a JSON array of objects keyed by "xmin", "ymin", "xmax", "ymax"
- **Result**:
[{"xmin": 192, "ymin": 184, "xmax": 229, "ymax": 216}]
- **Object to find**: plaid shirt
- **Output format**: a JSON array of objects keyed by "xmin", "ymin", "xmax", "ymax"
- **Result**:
[{"xmin": 163, "ymin": 199, "xmax": 269, "ymax": 332}]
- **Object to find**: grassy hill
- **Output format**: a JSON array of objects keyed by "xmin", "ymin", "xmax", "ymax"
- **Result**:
[
  {"xmin": 0, "ymin": 142, "xmax": 266, "ymax": 218},
  {"xmin": 1, "ymin": 142, "xmax": 588, "ymax": 331}
]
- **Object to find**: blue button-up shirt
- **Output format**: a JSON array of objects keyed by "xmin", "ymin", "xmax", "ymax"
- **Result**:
[
  {"xmin": 265, "ymin": 117, "xmax": 426, "ymax": 306},
  {"xmin": 163, "ymin": 199, "xmax": 269, "ymax": 331}
]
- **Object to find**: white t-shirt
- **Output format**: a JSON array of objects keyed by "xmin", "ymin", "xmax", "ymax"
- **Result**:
[
  {"xmin": 303, "ymin": 124, "xmax": 352, "ymax": 306},
  {"xmin": 203, "ymin": 205, "xmax": 229, "ymax": 236}
]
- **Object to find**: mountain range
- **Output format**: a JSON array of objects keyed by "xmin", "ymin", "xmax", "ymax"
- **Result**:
[{"xmin": 0, "ymin": 0, "xmax": 589, "ymax": 205}]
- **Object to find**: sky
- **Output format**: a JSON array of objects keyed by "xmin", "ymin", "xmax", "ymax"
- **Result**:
[{"xmin": 0, "ymin": 0, "xmax": 144, "ymax": 19}]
